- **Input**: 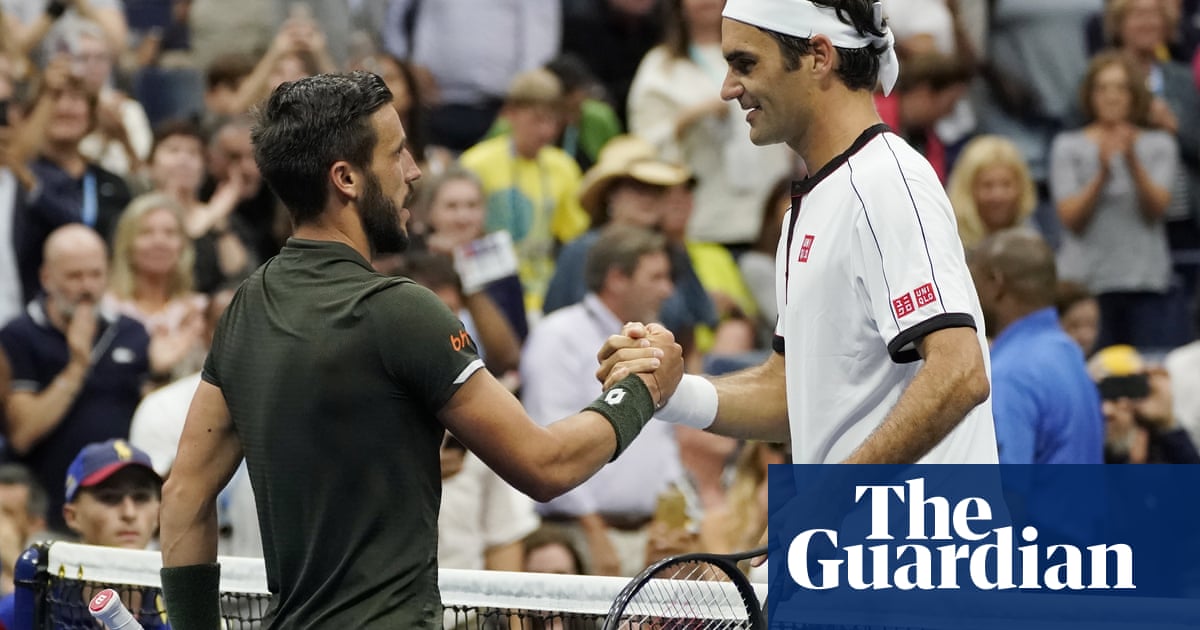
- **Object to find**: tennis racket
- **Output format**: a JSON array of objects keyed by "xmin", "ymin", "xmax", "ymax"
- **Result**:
[
  {"xmin": 88, "ymin": 588, "xmax": 145, "ymax": 630},
  {"xmin": 603, "ymin": 546, "xmax": 767, "ymax": 629}
]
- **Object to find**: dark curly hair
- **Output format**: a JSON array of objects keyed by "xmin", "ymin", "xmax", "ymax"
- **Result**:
[{"xmin": 761, "ymin": 0, "xmax": 889, "ymax": 92}]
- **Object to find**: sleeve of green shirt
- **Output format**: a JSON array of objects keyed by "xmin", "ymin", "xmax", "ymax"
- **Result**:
[
  {"xmin": 371, "ymin": 282, "xmax": 485, "ymax": 412},
  {"xmin": 201, "ymin": 288, "xmax": 242, "ymax": 389}
]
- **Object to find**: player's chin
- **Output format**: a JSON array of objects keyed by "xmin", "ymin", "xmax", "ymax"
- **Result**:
[
  {"xmin": 746, "ymin": 124, "xmax": 772, "ymax": 147},
  {"xmin": 753, "ymin": 121, "xmax": 788, "ymax": 146}
]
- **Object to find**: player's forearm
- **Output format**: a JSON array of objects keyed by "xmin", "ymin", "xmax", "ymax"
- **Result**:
[
  {"xmin": 843, "ymin": 345, "xmax": 989, "ymax": 464},
  {"xmin": 526, "ymin": 411, "xmax": 622, "ymax": 501},
  {"xmin": 707, "ymin": 353, "xmax": 790, "ymax": 442},
  {"xmin": 160, "ymin": 480, "xmax": 220, "ymax": 567}
]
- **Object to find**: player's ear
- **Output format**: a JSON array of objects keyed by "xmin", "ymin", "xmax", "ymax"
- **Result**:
[
  {"xmin": 329, "ymin": 161, "xmax": 359, "ymax": 200},
  {"xmin": 808, "ymin": 35, "xmax": 837, "ymax": 77}
]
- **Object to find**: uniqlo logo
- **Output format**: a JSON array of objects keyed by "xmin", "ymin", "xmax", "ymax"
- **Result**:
[
  {"xmin": 892, "ymin": 293, "xmax": 915, "ymax": 318},
  {"xmin": 914, "ymin": 282, "xmax": 938, "ymax": 307},
  {"xmin": 797, "ymin": 234, "xmax": 815, "ymax": 263}
]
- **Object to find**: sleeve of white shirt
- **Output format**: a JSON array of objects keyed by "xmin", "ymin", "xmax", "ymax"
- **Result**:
[
  {"xmin": 519, "ymin": 0, "xmax": 561, "ymax": 71},
  {"xmin": 850, "ymin": 141, "xmax": 979, "ymax": 363}
]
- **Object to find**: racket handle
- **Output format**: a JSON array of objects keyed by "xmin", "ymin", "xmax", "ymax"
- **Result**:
[{"xmin": 88, "ymin": 588, "xmax": 146, "ymax": 630}]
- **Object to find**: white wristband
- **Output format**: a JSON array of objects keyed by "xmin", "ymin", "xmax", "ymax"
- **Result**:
[{"xmin": 655, "ymin": 374, "xmax": 718, "ymax": 429}]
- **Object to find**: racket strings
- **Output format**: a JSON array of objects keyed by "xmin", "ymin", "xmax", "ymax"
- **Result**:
[{"xmin": 620, "ymin": 560, "xmax": 756, "ymax": 628}]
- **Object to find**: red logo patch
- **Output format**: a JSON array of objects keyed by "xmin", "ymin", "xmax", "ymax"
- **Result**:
[
  {"xmin": 892, "ymin": 293, "xmax": 915, "ymax": 318},
  {"xmin": 913, "ymin": 282, "xmax": 938, "ymax": 308},
  {"xmin": 797, "ymin": 234, "xmax": 815, "ymax": 263}
]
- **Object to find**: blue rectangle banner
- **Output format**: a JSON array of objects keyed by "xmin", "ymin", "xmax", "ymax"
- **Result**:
[{"xmin": 767, "ymin": 465, "xmax": 1200, "ymax": 629}]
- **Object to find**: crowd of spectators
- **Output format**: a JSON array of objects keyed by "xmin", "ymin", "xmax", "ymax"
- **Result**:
[{"xmin": 0, "ymin": 0, "xmax": 1197, "ymax": 594}]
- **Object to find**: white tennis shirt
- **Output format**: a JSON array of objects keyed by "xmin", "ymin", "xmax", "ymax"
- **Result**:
[{"xmin": 774, "ymin": 125, "xmax": 997, "ymax": 464}]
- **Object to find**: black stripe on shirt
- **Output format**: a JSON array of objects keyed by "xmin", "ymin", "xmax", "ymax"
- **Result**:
[
  {"xmin": 880, "ymin": 134, "xmax": 946, "ymax": 314},
  {"xmin": 886, "ymin": 312, "xmax": 977, "ymax": 364},
  {"xmin": 847, "ymin": 159, "xmax": 900, "ymax": 331}
]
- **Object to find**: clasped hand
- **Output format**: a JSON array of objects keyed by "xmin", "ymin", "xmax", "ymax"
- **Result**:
[{"xmin": 595, "ymin": 322, "xmax": 684, "ymax": 408}]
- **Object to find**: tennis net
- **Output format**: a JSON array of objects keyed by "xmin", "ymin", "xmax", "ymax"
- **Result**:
[{"xmin": 13, "ymin": 541, "xmax": 769, "ymax": 629}]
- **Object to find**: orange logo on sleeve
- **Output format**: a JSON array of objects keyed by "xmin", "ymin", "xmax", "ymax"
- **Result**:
[{"xmin": 449, "ymin": 330, "xmax": 473, "ymax": 352}]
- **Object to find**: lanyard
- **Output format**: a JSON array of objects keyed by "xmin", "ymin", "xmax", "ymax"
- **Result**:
[
  {"xmin": 1147, "ymin": 65, "xmax": 1164, "ymax": 95},
  {"xmin": 561, "ymin": 124, "xmax": 579, "ymax": 162},
  {"xmin": 81, "ymin": 171, "xmax": 98, "ymax": 227}
]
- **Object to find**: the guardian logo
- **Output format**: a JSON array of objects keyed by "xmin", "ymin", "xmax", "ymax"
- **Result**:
[{"xmin": 787, "ymin": 478, "xmax": 1135, "ymax": 591}]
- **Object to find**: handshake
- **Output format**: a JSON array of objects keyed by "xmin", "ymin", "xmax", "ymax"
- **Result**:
[{"xmin": 595, "ymin": 322, "xmax": 684, "ymax": 410}]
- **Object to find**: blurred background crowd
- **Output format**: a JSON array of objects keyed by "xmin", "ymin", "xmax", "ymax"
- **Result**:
[{"xmin": 0, "ymin": 0, "xmax": 1197, "ymax": 601}]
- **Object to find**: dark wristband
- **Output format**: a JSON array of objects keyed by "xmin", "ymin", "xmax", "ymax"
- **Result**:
[
  {"xmin": 46, "ymin": 1, "xmax": 68, "ymax": 18},
  {"xmin": 161, "ymin": 563, "xmax": 221, "ymax": 630},
  {"xmin": 584, "ymin": 374, "xmax": 656, "ymax": 462}
]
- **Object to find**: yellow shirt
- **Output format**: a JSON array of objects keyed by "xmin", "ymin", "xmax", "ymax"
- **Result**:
[{"xmin": 460, "ymin": 136, "xmax": 589, "ymax": 312}]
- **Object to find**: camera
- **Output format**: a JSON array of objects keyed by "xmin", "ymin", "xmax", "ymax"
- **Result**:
[{"xmin": 1097, "ymin": 373, "xmax": 1150, "ymax": 400}]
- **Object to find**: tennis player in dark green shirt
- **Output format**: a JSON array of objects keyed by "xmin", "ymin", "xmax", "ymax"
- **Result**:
[{"xmin": 158, "ymin": 72, "xmax": 683, "ymax": 629}]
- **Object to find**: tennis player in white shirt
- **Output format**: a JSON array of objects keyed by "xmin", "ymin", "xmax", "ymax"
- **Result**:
[{"xmin": 600, "ymin": 0, "xmax": 997, "ymax": 466}]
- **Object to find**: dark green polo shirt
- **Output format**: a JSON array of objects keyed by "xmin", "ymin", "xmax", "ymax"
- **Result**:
[{"xmin": 203, "ymin": 239, "xmax": 482, "ymax": 629}]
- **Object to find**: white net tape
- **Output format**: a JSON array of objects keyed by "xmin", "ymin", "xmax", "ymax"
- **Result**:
[{"xmin": 43, "ymin": 542, "xmax": 769, "ymax": 619}]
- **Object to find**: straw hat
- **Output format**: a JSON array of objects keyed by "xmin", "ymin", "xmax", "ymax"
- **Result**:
[{"xmin": 578, "ymin": 135, "xmax": 692, "ymax": 224}]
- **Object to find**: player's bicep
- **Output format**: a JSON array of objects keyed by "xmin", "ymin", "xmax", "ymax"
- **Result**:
[{"xmin": 170, "ymin": 381, "xmax": 242, "ymax": 494}]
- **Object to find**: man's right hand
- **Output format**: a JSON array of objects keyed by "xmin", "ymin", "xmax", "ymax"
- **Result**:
[
  {"xmin": 595, "ymin": 322, "xmax": 683, "ymax": 406},
  {"xmin": 66, "ymin": 301, "xmax": 97, "ymax": 368}
]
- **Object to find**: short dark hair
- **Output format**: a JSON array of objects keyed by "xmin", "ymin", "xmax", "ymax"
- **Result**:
[
  {"xmin": 970, "ymin": 228, "xmax": 1057, "ymax": 307},
  {"xmin": 584, "ymin": 225, "xmax": 667, "ymax": 294},
  {"xmin": 1055, "ymin": 280, "xmax": 1094, "ymax": 316},
  {"xmin": 545, "ymin": 53, "xmax": 596, "ymax": 94},
  {"xmin": 0, "ymin": 463, "xmax": 49, "ymax": 520},
  {"xmin": 402, "ymin": 252, "xmax": 462, "ymax": 294},
  {"xmin": 150, "ymin": 118, "xmax": 205, "ymax": 159},
  {"xmin": 251, "ymin": 72, "xmax": 394, "ymax": 226},
  {"xmin": 763, "ymin": 0, "xmax": 888, "ymax": 92}
]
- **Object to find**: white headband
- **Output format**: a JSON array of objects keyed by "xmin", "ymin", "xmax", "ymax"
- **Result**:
[{"xmin": 722, "ymin": 0, "xmax": 900, "ymax": 96}]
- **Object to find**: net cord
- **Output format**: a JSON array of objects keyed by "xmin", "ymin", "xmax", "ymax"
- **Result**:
[{"xmin": 43, "ymin": 542, "xmax": 769, "ymax": 617}]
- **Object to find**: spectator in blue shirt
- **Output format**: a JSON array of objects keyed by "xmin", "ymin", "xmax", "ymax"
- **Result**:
[{"xmin": 969, "ymin": 229, "xmax": 1104, "ymax": 464}]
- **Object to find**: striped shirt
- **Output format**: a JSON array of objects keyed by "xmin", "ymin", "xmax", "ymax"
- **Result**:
[{"xmin": 773, "ymin": 124, "xmax": 998, "ymax": 464}]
